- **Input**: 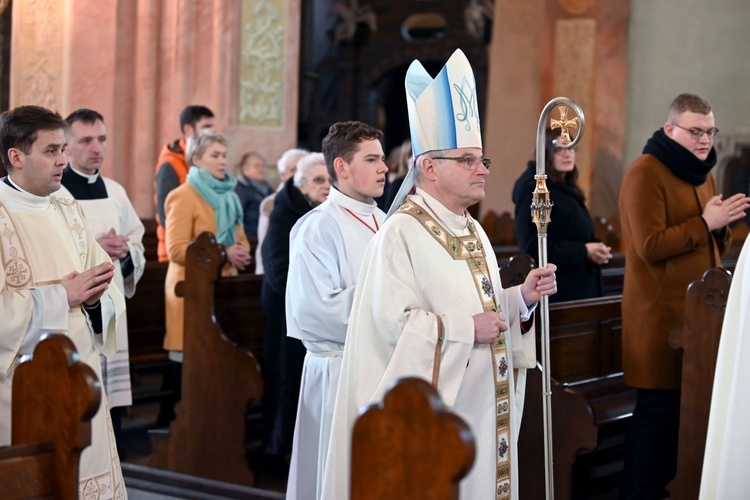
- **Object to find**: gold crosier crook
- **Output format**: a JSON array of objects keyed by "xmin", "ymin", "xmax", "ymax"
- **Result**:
[{"xmin": 532, "ymin": 98, "xmax": 585, "ymax": 500}]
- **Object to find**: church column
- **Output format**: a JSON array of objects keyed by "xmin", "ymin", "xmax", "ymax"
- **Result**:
[
  {"xmin": 483, "ymin": 0, "xmax": 630, "ymax": 220},
  {"xmin": 9, "ymin": 0, "xmax": 301, "ymax": 218}
]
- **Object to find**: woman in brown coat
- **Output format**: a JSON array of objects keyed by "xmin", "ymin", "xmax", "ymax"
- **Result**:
[{"xmin": 162, "ymin": 130, "xmax": 251, "ymax": 411}]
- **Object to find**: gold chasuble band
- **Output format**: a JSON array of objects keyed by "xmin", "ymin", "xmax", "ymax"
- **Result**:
[
  {"xmin": 0, "ymin": 197, "xmax": 89, "ymax": 289},
  {"xmin": 397, "ymin": 198, "xmax": 512, "ymax": 499}
]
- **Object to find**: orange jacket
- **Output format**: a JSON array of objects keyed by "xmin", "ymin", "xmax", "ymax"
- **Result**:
[{"xmin": 154, "ymin": 138, "xmax": 189, "ymax": 262}]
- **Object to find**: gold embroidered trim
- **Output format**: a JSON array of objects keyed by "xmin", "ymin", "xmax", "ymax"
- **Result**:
[
  {"xmin": 0, "ymin": 202, "xmax": 34, "ymax": 288},
  {"xmin": 34, "ymin": 279, "xmax": 62, "ymax": 286},
  {"xmin": 52, "ymin": 196, "xmax": 89, "ymax": 269}
]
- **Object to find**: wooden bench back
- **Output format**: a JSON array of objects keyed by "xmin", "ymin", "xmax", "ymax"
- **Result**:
[
  {"xmin": 0, "ymin": 334, "xmax": 100, "ymax": 500},
  {"xmin": 351, "ymin": 378, "xmax": 475, "ymax": 500},
  {"xmin": 668, "ymin": 267, "xmax": 731, "ymax": 499},
  {"xmin": 149, "ymin": 231, "xmax": 263, "ymax": 486},
  {"xmin": 482, "ymin": 210, "xmax": 517, "ymax": 246}
]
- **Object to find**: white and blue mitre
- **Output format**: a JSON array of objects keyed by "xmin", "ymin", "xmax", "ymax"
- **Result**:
[
  {"xmin": 387, "ymin": 48, "xmax": 483, "ymax": 217},
  {"xmin": 406, "ymin": 48, "xmax": 482, "ymax": 156}
]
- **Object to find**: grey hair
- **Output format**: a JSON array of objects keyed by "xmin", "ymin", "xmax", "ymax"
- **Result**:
[
  {"xmin": 186, "ymin": 130, "xmax": 228, "ymax": 166},
  {"xmin": 277, "ymin": 148, "xmax": 309, "ymax": 175},
  {"xmin": 414, "ymin": 151, "xmax": 441, "ymax": 185},
  {"xmin": 294, "ymin": 152, "xmax": 326, "ymax": 188}
]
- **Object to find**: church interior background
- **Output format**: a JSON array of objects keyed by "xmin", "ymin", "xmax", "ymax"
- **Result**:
[
  {"xmin": 2, "ymin": 0, "xmax": 750, "ymax": 497},
  {"xmin": 1, "ymin": 0, "xmax": 748, "ymax": 225}
]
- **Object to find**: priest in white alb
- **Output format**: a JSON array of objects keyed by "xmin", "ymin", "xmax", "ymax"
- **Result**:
[
  {"xmin": 58, "ymin": 109, "xmax": 145, "ymax": 450},
  {"xmin": 0, "ymin": 105, "xmax": 127, "ymax": 498},
  {"xmin": 700, "ymin": 235, "xmax": 750, "ymax": 498},
  {"xmin": 320, "ymin": 49, "xmax": 558, "ymax": 499}
]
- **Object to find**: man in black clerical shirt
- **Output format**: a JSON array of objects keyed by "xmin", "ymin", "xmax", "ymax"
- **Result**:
[{"xmin": 59, "ymin": 108, "xmax": 146, "ymax": 457}]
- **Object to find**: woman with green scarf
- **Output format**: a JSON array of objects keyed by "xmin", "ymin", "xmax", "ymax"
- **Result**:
[{"xmin": 162, "ymin": 130, "xmax": 252, "ymax": 411}]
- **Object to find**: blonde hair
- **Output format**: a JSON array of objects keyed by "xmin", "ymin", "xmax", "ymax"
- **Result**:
[{"xmin": 186, "ymin": 130, "xmax": 227, "ymax": 165}]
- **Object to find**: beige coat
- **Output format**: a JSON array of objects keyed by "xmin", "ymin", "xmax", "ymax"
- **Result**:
[
  {"xmin": 619, "ymin": 154, "xmax": 730, "ymax": 389},
  {"xmin": 163, "ymin": 183, "xmax": 249, "ymax": 351}
]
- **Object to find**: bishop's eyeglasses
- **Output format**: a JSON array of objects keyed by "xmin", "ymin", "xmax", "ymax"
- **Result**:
[
  {"xmin": 432, "ymin": 154, "xmax": 492, "ymax": 170},
  {"xmin": 672, "ymin": 122, "xmax": 719, "ymax": 140}
]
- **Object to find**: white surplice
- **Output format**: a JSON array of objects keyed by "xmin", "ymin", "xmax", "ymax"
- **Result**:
[
  {"xmin": 321, "ymin": 189, "xmax": 536, "ymax": 500},
  {"xmin": 58, "ymin": 172, "xmax": 145, "ymax": 407},
  {"xmin": 700, "ymin": 236, "xmax": 750, "ymax": 499},
  {"xmin": 285, "ymin": 186, "xmax": 386, "ymax": 500},
  {"xmin": 0, "ymin": 179, "xmax": 127, "ymax": 498}
]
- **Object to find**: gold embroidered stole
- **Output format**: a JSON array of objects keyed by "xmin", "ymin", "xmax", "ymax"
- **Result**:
[{"xmin": 397, "ymin": 197, "xmax": 512, "ymax": 499}]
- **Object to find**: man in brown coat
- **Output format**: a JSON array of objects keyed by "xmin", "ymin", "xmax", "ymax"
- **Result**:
[{"xmin": 618, "ymin": 93, "xmax": 750, "ymax": 499}]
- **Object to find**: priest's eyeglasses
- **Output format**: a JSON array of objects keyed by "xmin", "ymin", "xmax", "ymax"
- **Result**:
[
  {"xmin": 672, "ymin": 122, "xmax": 719, "ymax": 140},
  {"xmin": 432, "ymin": 155, "xmax": 491, "ymax": 170}
]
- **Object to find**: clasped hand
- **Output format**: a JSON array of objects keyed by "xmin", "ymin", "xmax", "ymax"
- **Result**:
[
  {"xmin": 473, "ymin": 311, "xmax": 508, "ymax": 344},
  {"xmin": 226, "ymin": 243, "xmax": 252, "ymax": 271},
  {"xmin": 586, "ymin": 242, "xmax": 613, "ymax": 265},
  {"xmin": 702, "ymin": 193, "xmax": 750, "ymax": 231},
  {"xmin": 97, "ymin": 228, "xmax": 130, "ymax": 260},
  {"xmin": 60, "ymin": 262, "xmax": 115, "ymax": 307}
]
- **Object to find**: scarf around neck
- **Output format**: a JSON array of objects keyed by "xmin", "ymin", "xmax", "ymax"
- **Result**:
[
  {"xmin": 187, "ymin": 166, "xmax": 243, "ymax": 246},
  {"xmin": 642, "ymin": 128, "xmax": 717, "ymax": 186}
]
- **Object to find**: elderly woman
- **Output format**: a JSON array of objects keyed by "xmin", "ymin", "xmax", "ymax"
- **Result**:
[
  {"xmin": 260, "ymin": 152, "xmax": 330, "ymax": 468},
  {"xmin": 512, "ymin": 128, "xmax": 612, "ymax": 302},
  {"xmin": 255, "ymin": 148, "xmax": 309, "ymax": 274},
  {"xmin": 235, "ymin": 151, "xmax": 274, "ymax": 239},
  {"xmin": 162, "ymin": 130, "xmax": 252, "ymax": 413}
]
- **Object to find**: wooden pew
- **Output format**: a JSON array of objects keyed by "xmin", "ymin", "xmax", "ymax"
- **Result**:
[
  {"xmin": 668, "ymin": 268, "xmax": 731, "ymax": 499},
  {"xmin": 594, "ymin": 215, "xmax": 622, "ymax": 252},
  {"xmin": 351, "ymin": 377, "xmax": 475, "ymax": 500},
  {"xmin": 482, "ymin": 210, "xmax": 517, "ymax": 246},
  {"xmin": 516, "ymin": 296, "xmax": 633, "ymax": 499},
  {"xmin": 0, "ymin": 334, "xmax": 100, "ymax": 499},
  {"xmin": 149, "ymin": 232, "xmax": 264, "ymax": 486},
  {"xmin": 126, "ymin": 219, "xmax": 171, "ymax": 409},
  {"xmin": 499, "ymin": 254, "xmax": 632, "ymax": 499},
  {"xmin": 496, "ymin": 244, "xmax": 627, "ymax": 297}
]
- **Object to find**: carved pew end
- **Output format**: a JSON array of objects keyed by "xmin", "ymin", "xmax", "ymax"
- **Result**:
[
  {"xmin": 351, "ymin": 377, "xmax": 475, "ymax": 500},
  {"xmin": 1, "ymin": 333, "xmax": 100, "ymax": 500}
]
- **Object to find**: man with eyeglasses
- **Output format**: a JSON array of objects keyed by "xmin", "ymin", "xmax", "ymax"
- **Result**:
[
  {"xmin": 285, "ymin": 121, "xmax": 387, "ymax": 499},
  {"xmin": 618, "ymin": 93, "xmax": 750, "ymax": 499},
  {"xmin": 321, "ymin": 49, "xmax": 558, "ymax": 500}
]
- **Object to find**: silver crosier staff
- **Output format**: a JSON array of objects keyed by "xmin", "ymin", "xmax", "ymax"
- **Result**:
[{"xmin": 532, "ymin": 98, "xmax": 585, "ymax": 500}]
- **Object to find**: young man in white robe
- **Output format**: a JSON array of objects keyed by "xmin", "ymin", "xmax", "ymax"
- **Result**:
[
  {"xmin": 321, "ymin": 49, "xmax": 558, "ymax": 500},
  {"xmin": 57, "ymin": 108, "xmax": 146, "ymax": 456},
  {"xmin": 700, "ymin": 234, "xmax": 750, "ymax": 498},
  {"xmin": 285, "ymin": 121, "xmax": 388, "ymax": 499},
  {"xmin": 0, "ymin": 105, "xmax": 127, "ymax": 497}
]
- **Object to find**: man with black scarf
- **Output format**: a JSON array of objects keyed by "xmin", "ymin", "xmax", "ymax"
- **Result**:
[{"xmin": 618, "ymin": 93, "xmax": 750, "ymax": 499}]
